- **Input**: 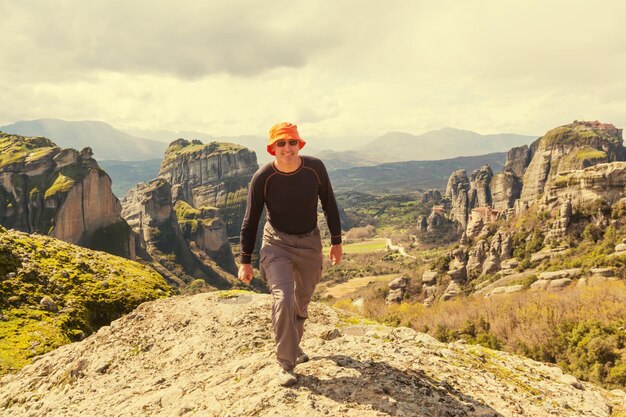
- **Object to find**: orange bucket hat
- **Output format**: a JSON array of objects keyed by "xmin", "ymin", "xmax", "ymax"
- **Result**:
[{"xmin": 267, "ymin": 122, "xmax": 306, "ymax": 155}]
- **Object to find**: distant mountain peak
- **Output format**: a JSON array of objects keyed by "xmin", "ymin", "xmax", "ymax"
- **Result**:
[{"xmin": 0, "ymin": 119, "xmax": 167, "ymax": 161}]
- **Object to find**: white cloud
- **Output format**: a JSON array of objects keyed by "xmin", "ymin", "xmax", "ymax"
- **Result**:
[{"xmin": 1, "ymin": 0, "xmax": 626, "ymax": 141}]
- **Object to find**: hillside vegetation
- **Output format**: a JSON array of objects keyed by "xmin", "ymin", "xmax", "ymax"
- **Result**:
[{"xmin": 0, "ymin": 227, "xmax": 171, "ymax": 375}]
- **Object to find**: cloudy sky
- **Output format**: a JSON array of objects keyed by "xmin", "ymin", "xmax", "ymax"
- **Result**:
[{"xmin": 2, "ymin": 0, "xmax": 625, "ymax": 143}]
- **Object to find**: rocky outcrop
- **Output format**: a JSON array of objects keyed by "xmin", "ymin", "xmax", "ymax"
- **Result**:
[
  {"xmin": 548, "ymin": 162, "xmax": 626, "ymax": 206},
  {"xmin": 174, "ymin": 201, "xmax": 237, "ymax": 275},
  {"xmin": 468, "ymin": 164, "xmax": 493, "ymax": 208},
  {"xmin": 0, "ymin": 133, "xmax": 133, "ymax": 258},
  {"xmin": 121, "ymin": 178, "xmax": 235, "ymax": 289},
  {"xmin": 159, "ymin": 139, "xmax": 258, "ymax": 237},
  {"xmin": 422, "ymin": 188, "xmax": 442, "ymax": 203},
  {"xmin": 385, "ymin": 276, "xmax": 408, "ymax": 304},
  {"xmin": 4, "ymin": 291, "xmax": 623, "ymax": 417},
  {"xmin": 504, "ymin": 143, "xmax": 535, "ymax": 178},
  {"xmin": 434, "ymin": 121, "xmax": 626, "ymax": 296},
  {"xmin": 445, "ymin": 169, "xmax": 470, "ymax": 228},
  {"xmin": 490, "ymin": 169, "xmax": 522, "ymax": 210},
  {"xmin": 520, "ymin": 121, "xmax": 624, "ymax": 204}
]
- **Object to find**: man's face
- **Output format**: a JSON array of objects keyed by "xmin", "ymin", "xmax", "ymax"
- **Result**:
[{"xmin": 273, "ymin": 139, "xmax": 300, "ymax": 164}]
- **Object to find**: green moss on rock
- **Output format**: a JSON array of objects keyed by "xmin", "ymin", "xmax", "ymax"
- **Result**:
[
  {"xmin": 163, "ymin": 139, "xmax": 246, "ymax": 164},
  {"xmin": 0, "ymin": 230, "xmax": 172, "ymax": 375},
  {"xmin": 0, "ymin": 133, "xmax": 58, "ymax": 168}
]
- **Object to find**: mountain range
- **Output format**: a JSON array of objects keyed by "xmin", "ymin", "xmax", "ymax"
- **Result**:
[
  {"xmin": 329, "ymin": 152, "xmax": 508, "ymax": 194},
  {"xmin": 1, "ymin": 119, "xmax": 535, "ymax": 166},
  {"xmin": 0, "ymin": 119, "xmax": 167, "ymax": 161}
]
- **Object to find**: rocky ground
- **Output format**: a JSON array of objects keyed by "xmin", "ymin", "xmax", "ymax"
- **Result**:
[{"xmin": 1, "ymin": 291, "xmax": 625, "ymax": 417}]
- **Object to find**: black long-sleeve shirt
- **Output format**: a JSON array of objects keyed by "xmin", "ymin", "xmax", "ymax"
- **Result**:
[{"xmin": 240, "ymin": 155, "xmax": 342, "ymax": 264}]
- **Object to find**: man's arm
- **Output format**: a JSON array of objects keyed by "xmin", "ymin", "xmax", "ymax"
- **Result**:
[
  {"xmin": 316, "ymin": 159, "xmax": 342, "ymax": 265},
  {"xmin": 239, "ymin": 170, "xmax": 265, "ymax": 283}
]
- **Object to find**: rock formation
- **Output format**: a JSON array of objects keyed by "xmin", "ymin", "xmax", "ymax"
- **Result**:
[
  {"xmin": 434, "ymin": 120, "xmax": 626, "ymax": 300},
  {"xmin": 503, "ymin": 143, "xmax": 534, "ymax": 178},
  {"xmin": 490, "ymin": 169, "xmax": 522, "ymax": 210},
  {"xmin": 385, "ymin": 276, "xmax": 408, "ymax": 304},
  {"xmin": 174, "ymin": 200, "xmax": 237, "ymax": 275},
  {"xmin": 0, "ymin": 132, "xmax": 133, "ymax": 258},
  {"xmin": 520, "ymin": 121, "xmax": 624, "ymax": 204},
  {"xmin": 158, "ymin": 139, "xmax": 258, "ymax": 237},
  {"xmin": 445, "ymin": 169, "xmax": 470, "ymax": 228},
  {"xmin": 468, "ymin": 164, "xmax": 493, "ymax": 208},
  {"xmin": 2, "ymin": 291, "xmax": 623, "ymax": 417},
  {"xmin": 121, "ymin": 178, "xmax": 236, "ymax": 289},
  {"xmin": 422, "ymin": 188, "xmax": 442, "ymax": 203}
]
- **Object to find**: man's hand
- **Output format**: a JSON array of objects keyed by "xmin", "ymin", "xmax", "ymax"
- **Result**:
[
  {"xmin": 329, "ymin": 244, "xmax": 342, "ymax": 266},
  {"xmin": 238, "ymin": 264, "xmax": 254, "ymax": 285}
]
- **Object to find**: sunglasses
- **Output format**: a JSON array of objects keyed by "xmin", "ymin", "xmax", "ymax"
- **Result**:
[{"xmin": 275, "ymin": 139, "xmax": 300, "ymax": 147}]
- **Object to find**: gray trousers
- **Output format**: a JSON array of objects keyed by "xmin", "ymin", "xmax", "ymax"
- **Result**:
[{"xmin": 260, "ymin": 223, "xmax": 323, "ymax": 371}]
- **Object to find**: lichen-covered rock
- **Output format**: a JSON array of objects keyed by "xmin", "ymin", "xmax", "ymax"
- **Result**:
[{"xmin": 421, "ymin": 270, "xmax": 438, "ymax": 286}]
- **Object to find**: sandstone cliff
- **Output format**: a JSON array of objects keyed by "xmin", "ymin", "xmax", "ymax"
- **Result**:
[
  {"xmin": 121, "ymin": 178, "xmax": 237, "ymax": 289},
  {"xmin": 159, "ymin": 139, "xmax": 258, "ymax": 238},
  {"xmin": 0, "ymin": 291, "xmax": 623, "ymax": 416},
  {"xmin": 0, "ymin": 132, "xmax": 133, "ymax": 258}
]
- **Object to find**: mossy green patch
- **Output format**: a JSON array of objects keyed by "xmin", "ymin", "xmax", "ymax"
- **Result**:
[
  {"xmin": 575, "ymin": 147, "xmax": 607, "ymax": 161},
  {"xmin": 542, "ymin": 123, "xmax": 621, "ymax": 149},
  {"xmin": 0, "ymin": 133, "xmax": 58, "ymax": 168},
  {"xmin": 164, "ymin": 140, "xmax": 246, "ymax": 164},
  {"xmin": 0, "ymin": 230, "xmax": 172, "ymax": 375},
  {"xmin": 44, "ymin": 165, "xmax": 90, "ymax": 198},
  {"xmin": 174, "ymin": 200, "xmax": 200, "ymax": 220},
  {"xmin": 215, "ymin": 289, "xmax": 253, "ymax": 300},
  {"xmin": 44, "ymin": 174, "xmax": 75, "ymax": 198}
]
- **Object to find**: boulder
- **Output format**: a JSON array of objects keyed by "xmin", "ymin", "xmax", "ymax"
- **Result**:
[
  {"xmin": 421, "ymin": 270, "xmax": 438, "ymax": 286},
  {"xmin": 39, "ymin": 296, "xmax": 58, "ymax": 313},
  {"xmin": 441, "ymin": 281, "xmax": 463, "ymax": 301},
  {"xmin": 548, "ymin": 278, "xmax": 573, "ymax": 291},
  {"xmin": 386, "ymin": 276, "xmax": 409, "ymax": 304}
]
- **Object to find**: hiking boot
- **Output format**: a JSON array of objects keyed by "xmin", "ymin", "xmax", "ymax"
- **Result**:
[
  {"xmin": 276, "ymin": 366, "xmax": 297, "ymax": 387},
  {"xmin": 296, "ymin": 348, "xmax": 309, "ymax": 365}
]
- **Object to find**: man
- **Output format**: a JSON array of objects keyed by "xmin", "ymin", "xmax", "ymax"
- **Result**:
[{"xmin": 239, "ymin": 122, "xmax": 342, "ymax": 386}]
